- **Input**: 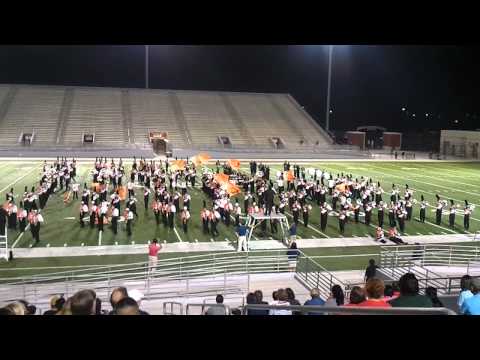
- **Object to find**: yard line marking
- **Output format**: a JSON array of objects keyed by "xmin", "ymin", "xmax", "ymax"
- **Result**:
[
  {"xmin": 416, "ymin": 232, "xmax": 422, "ymax": 235},
  {"xmin": 441, "ymin": 231, "xmax": 448, "ymax": 235},
  {"xmin": 366, "ymin": 165, "xmax": 480, "ymax": 197},
  {"xmin": 337, "ymin": 165, "xmax": 480, "ymax": 206},
  {"xmin": 0, "ymin": 165, "xmax": 40, "ymax": 194},
  {"xmin": 403, "ymin": 232, "xmax": 410, "ymax": 236},
  {"xmin": 98, "ymin": 230, "xmax": 102, "ymax": 246},
  {"xmin": 285, "ymin": 211, "xmax": 329, "ymax": 238},
  {"xmin": 429, "ymin": 232, "xmax": 435, "ymax": 235},
  {"xmin": 390, "ymin": 169, "xmax": 480, "ymax": 188},
  {"xmin": 415, "ymin": 218, "xmax": 457, "ymax": 234},
  {"xmin": 173, "ymin": 227, "xmax": 183, "ymax": 242}
]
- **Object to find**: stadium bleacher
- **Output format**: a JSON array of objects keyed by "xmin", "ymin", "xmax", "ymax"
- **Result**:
[{"xmin": 0, "ymin": 84, "xmax": 332, "ymax": 152}]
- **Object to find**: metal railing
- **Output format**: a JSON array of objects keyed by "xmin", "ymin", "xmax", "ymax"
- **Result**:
[
  {"xmin": 380, "ymin": 244, "xmax": 480, "ymax": 271},
  {"xmin": 377, "ymin": 244, "xmax": 480, "ymax": 294},
  {"xmin": 294, "ymin": 253, "xmax": 348, "ymax": 300},
  {"xmin": 0, "ymin": 250, "xmax": 295, "ymax": 305},
  {"xmin": 241, "ymin": 304, "xmax": 456, "ymax": 315},
  {"xmin": 186, "ymin": 303, "xmax": 231, "ymax": 315}
]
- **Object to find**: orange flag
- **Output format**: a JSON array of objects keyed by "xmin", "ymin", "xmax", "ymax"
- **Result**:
[
  {"xmin": 170, "ymin": 159, "xmax": 186, "ymax": 172},
  {"xmin": 192, "ymin": 153, "xmax": 212, "ymax": 167},
  {"xmin": 91, "ymin": 182, "xmax": 101, "ymax": 193},
  {"xmin": 284, "ymin": 170, "xmax": 295, "ymax": 182},
  {"xmin": 227, "ymin": 159, "xmax": 241, "ymax": 170},
  {"xmin": 225, "ymin": 181, "xmax": 241, "ymax": 197},
  {"xmin": 335, "ymin": 183, "xmax": 347, "ymax": 193},
  {"xmin": 214, "ymin": 173, "xmax": 230, "ymax": 184}
]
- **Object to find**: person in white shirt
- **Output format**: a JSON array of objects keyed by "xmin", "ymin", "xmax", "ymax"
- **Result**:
[
  {"xmin": 111, "ymin": 206, "xmax": 119, "ymax": 234},
  {"xmin": 72, "ymin": 183, "xmax": 80, "ymax": 200},
  {"xmin": 168, "ymin": 203, "xmax": 176, "ymax": 229},
  {"xmin": 269, "ymin": 289, "xmax": 292, "ymax": 316}
]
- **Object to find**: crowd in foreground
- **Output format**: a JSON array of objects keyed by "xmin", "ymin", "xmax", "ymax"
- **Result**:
[
  {"xmin": 0, "ymin": 287, "xmax": 148, "ymax": 315},
  {"xmin": 1, "ymin": 272, "xmax": 479, "ymax": 315}
]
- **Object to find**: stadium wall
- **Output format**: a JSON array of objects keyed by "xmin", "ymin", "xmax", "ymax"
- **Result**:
[{"xmin": 440, "ymin": 130, "xmax": 480, "ymax": 159}]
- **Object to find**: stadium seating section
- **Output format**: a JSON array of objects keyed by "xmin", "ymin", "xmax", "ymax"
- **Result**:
[{"xmin": 0, "ymin": 84, "xmax": 331, "ymax": 150}]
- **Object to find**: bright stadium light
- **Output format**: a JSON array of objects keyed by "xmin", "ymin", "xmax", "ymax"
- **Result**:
[
  {"xmin": 401, "ymin": 107, "xmax": 406, "ymax": 111},
  {"xmin": 329, "ymin": 109, "xmax": 333, "ymax": 114},
  {"xmin": 412, "ymin": 113, "xmax": 416, "ymax": 117}
]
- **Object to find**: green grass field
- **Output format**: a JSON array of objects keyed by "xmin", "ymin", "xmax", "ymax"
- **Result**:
[
  {"xmin": 0, "ymin": 159, "xmax": 479, "ymax": 276},
  {"xmin": 2, "ymin": 160, "xmax": 480, "ymax": 249}
]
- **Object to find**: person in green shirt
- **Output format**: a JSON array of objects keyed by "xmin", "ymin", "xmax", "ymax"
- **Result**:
[{"xmin": 389, "ymin": 273, "xmax": 433, "ymax": 308}]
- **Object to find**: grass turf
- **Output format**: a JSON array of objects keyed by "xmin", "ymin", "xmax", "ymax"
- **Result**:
[
  {"xmin": 1, "ymin": 160, "xmax": 479, "ymax": 248},
  {"xmin": 0, "ymin": 159, "xmax": 479, "ymax": 274}
]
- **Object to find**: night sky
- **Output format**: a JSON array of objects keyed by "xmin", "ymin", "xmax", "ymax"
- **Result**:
[{"xmin": 0, "ymin": 45, "xmax": 479, "ymax": 132}]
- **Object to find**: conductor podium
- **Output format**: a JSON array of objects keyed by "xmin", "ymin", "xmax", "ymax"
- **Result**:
[{"xmin": 245, "ymin": 212, "xmax": 290, "ymax": 250}]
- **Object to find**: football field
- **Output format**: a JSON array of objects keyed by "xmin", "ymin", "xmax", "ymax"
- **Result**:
[
  {"xmin": 1, "ymin": 160, "xmax": 479, "ymax": 250},
  {"xmin": 0, "ymin": 158, "xmax": 479, "ymax": 278}
]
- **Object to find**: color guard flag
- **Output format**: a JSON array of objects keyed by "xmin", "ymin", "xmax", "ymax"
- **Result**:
[
  {"xmin": 284, "ymin": 170, "xmax": 295, "ymax": 182},
  {"xmin": 214, "ymin": 173, "xmax": 230, "ymax": 184},
  {"xmin": 170, "ymin": 159, "xmax": 186, "ymax": 171},
  {"xmin": 192, "ymin": 153, "xmax": 212, "ymax": 167},
  {"xmin": 91, "ymin": 183, "xmax": 101, "ymax": 193},
  {"xmin": 227, "ymin": 159, "xmax": 241, "ymax": 170},
  {"xmin": 225, "ymin": 182, "xmax": 241, "ymax": 197},
  {"xmin": 335, "ymin": 183, "xmax": 347, "ymax": 193}
]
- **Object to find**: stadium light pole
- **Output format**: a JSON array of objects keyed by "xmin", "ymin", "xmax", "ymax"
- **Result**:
[
  {"xmin": 325, "ymin": 45, "xmax": 333, "ymax": 133},
  {"xmin": 145, "ymin": 45, "xmax": 149, "ymax": 89}
]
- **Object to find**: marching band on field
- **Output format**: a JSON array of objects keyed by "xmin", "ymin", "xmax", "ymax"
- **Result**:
[{"xmin": 0, "ymin": 157, "xmax": 476, "ymax": 248}]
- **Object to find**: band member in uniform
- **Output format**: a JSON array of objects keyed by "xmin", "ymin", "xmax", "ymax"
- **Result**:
[
  {"xmin": 111, "ymin": 206, "xmax": 119, "ymax": 234},
  {"xmin": 375, "ymin": 182, "xmax": 383, "ymax": 204},
  {"xmin": 292, "ymin": 201, "xmax": 300, "ymax": 226},
  {"xmin": 210, "ymin": 207, "xmax": 220, "ymax": 237},
  {"xmin": 79, "ymin": 201, "xmax": 88, "ymax": 228},
  {"xmin": 201, "ymin": 202, "xmax": 210, "ymax": 234},
  {"xmin": 397, "ymin": 207, "xmax": 406, "ymax": 233},
  {"xmin": 90, "ymin": 204, "xmax": 97, "ymax": 229},
  {"xmin": 449, "ymin": 200, "xmax": 456, "ymax": 229},
  {"xmin": 144, "ymin": 186, "xmax": 151, "ymax": 211},
  {"xmin": 181, "ymin": 206, "xmax": 190, "ymax": 233},
  {"xmin": 405, "ymin": 199, "xmax": 413, "ymax": 221},
  {"xmin": 98, "ymin": 207, "xmax": 105, "ymax": 232},
  {"xmin": 127, "ymin": 180, "xmax": 135, "ymax": 199},
  {"xmin": 128, "ymin": 197, "xmax": 138, "ymax": 219},
  {"xmin": 339, "ymin": 210, "xmax": 346, "ymax": 234},
  {"xmin": 464, "ymin": 200, "xmax": 471, "ymax": 231},
  {"xmin": 435, "ymin": 195, "xmax": 443, "ymax": 225},
  {"xmin": 125, "ymin": 208, "xmax": 134, "ymax": 236},
  {"xmin": 244, "ymin": 191, "xmax": 252, "ymax": 214},
  {"xmin": 183, "ymin": 192, "xmax": 191, "ymax": 211},
  {"xmin": 302, "ymin": 204, "xmax": 312, "ymax": 228},
  {"xmin": 388, "ymin": 203, "xmax": 396, "ymax": 228},
  {"xmin": 17, "ymin": 202, "xmax": 27, "ymax": 233},
  {"xmin": 72, "ymin": 182, "xmax": 79, "ymax": 200},
  {"xmin": 364, "ymin": 202, "xmax": 372, "ymax": 226},
  {"xmin": 377, "ymin": 201, "xmax": 385, "ymax": 228},
  {"xmin": 28, "ymin": 209, "xmax": 42, "ymax": 245},
  {"xmin": 234, "ymin": 200, "xmax": 241, "ymax": 227},
  {"xmin": 320, "ymin": 203, "xmax": 328, "ymax": 231},
  {"xmin": 419, "ymin": 195, "xmax": 427, "ymax": 223},
  {"xmin": 152, "ymin": 200, "xmax": 160, "ymax": 225},
  {"xmin": 390, "ymin": 184, "xmax": 399, "ymax": 203},
  {"xmin": 162, "ymin": 202, "xmax": 169, "ymax": 227},
  {"xmin": 168, "ymin": 202, "xmax": 176, "ymax": 229},
  {"xmin": 353, "ymin": 201, "xmax": 361, "ymax": 224}
]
